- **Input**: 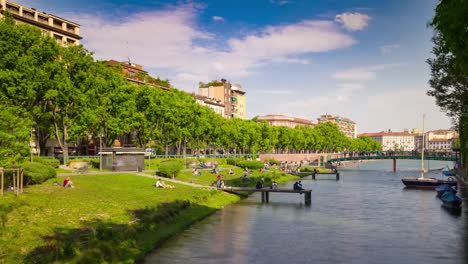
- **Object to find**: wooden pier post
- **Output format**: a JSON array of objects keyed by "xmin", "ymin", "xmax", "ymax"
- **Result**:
[
  {"xmin": 265, "ymin": 192, "xmax": 269, "ymax": 203},
  {"xmin": 393, "ymin": 158, "xmax": 396, "ymax": 173},
  {"xmin": 305, "ymin": 192, "xmax": 311, "ymax": 205},
  {"xmin": 336, "ymin": 173, "xmax": 340, "ymax": 181},
  {"xmin": 261, "ymin": 192, "xmax": 265, "ymax": 203}
]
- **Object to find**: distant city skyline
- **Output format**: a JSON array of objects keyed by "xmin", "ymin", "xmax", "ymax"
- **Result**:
[{"xmin": 11, "ymin": 0, "xmax": 453, "ymax": 132}]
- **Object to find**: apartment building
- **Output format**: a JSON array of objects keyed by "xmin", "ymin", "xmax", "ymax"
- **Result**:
[
  {"xmin": 0, "ymin": 0, "xmax": 81, "ymax": 45},
  {"xmin": 317, "ymin": 114, "xmax": 357, "ymax": 138},
  {"xmin": 199, "ymin": 79, "xmax": 245, "ymax": 119},
  {"xmin": 359, "ymin": 131, "xmax": 416, "ymax": 151},
  {"xmin": 360, "ymin": 129, "xmax": 459, "ymax": 152},
  {"xmin": 107, "ymin": 60, "xmax": 171, "ymax": 90},
  {"xmin": 426, "ymin": 129, "xmax": 459, "ymax": 152},
  {"xmin": 257, "ymin": 114, "xmax": 315, "ymax": 129},
  {"xmin": 193, "ymin": 94, "xmax": 225, "ymax": 117},
  {"xmin": 231, "ymin": 83, "xmax": 246, "ymax": 119}
]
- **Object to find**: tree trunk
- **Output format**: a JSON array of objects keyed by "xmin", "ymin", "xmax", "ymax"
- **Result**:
[{"xmin": 36, "ymin": 127, "xmax": 50, "ymax": 156}]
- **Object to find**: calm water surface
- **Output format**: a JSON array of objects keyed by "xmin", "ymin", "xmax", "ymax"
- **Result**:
[{"xmin": 146, "ymin": 160, "xmax": 468, "ymax": 264}]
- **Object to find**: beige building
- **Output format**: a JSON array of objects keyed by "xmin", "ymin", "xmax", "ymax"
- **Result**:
[
  {"xmin": 257, "ymin": 114, "xmax": 315, "ymax": 129},
  {"xmin": 231, "ymin": 83, "xmax": 246, "ymax": 119},
  {"xmin": 426, "ymin": 129, "xmax": 458, "ymax": 152},
  {"xmin": 193, "ymin": 94, "xmax": 225, "ymax": 117},
  {"xmin": 199, "ymin": 79, "xmax": 247, "ymax": 119},
  {"xmin": 358, "ymin": 131, "xmax": 416, "ymax": 151},
  {"xmin": 0, "ymin": 0, "xmax": 81, "ymax": 46},
  {"xmin": 107, "ymin": 60, "xmax": 171, "ymax": 90},
  {"xmin": 317, "ymin": 114, "xmax": 357, "ymax": 138}
]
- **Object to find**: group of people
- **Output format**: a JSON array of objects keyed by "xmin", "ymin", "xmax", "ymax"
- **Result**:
[
  {"xmin": 216, "ymin": 173, "xmax": 225, "ymax": 188},
  {"xmin": 293, "ymin": 181, "xmax": 304, "ymax": 191}
]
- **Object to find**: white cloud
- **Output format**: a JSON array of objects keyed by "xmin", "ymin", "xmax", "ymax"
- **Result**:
[
  {"xmin": 380, "ymin": 44, "xmax": 400, "ymax": 54},
  {"xmin": 332, "ymin": 63, "xmax": 406, "ymax": 81},
  {"xmin": 212, "ymin": 16, "xmax": 224, "ymax": 22},
  {"xmin": 72, "ymin": 4, "xmax": 357, "ymax": 90},
  {"xmin": 270, "ymin": 0, "xmax": 290, "ymax": 6},
  {"xmin": 335, "ymin": 12, "xmax": 370, "ymax": 31}
]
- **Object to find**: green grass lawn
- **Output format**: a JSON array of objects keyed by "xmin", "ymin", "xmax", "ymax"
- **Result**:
[{"xmin": 0, "ymin": 173, "xmax": 239, "ymax": 263}]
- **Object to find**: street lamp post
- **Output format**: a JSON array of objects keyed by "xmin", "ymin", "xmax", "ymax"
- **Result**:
[{"xmin": 99, "ymin": 133, "xmax": 103, "ymax": 171}]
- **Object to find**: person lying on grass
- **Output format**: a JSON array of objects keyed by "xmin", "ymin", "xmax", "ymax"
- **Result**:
[{"xmin": 156, "ymin": 179, "xmax": 176, "ymax": 189}]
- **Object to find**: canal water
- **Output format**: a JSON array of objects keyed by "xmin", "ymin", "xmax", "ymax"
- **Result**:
[{"xmin": 146, "ymin": 160, "xmax": 468, "ymax": 264}]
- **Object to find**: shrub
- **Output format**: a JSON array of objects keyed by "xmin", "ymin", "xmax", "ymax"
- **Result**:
[
  {"xmin": 226, "ymin": 158, "xmax": 245, "ymax": 166},
  {"xmin": 33, "ymin": 156, "xmax": 60, "ymax": 168},
  {"xmin": 265, "ymin": 159, "xmax": 281, "ymax": 166},
  {"xmin": 158, "ymin": 160, "xmax": 184, "ymax": 178},
  {"xmin": 21, "ymin": 161, "xmax": 56, "ymax": 185},
  {"xmin": 237, "ymin": 160, "xmax": 264, "ymax": 169}
]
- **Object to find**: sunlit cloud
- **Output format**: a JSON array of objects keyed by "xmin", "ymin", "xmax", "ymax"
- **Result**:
[{"xmin": 335, "ymin": 12, "xmax": 371, "ymax": 31}]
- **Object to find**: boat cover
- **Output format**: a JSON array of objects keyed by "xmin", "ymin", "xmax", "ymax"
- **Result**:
[
  {"xmin": 436, "ymin": 184, "xmax": 453, "ymax": 192},
  {"xmin": 441, "ymin": 191, "xmax": 461, "ymax": 203}
]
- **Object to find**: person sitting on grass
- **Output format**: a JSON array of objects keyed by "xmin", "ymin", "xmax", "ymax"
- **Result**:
[
  {"xmin": 229, "ymin": 168, "xmax": 234, "ymax": 175},
  {"xmin": 156, "ymin": 178, "xmax": 176, "ymax": 189},
  {"xmin": 63, "ymin": 177, "xmax": 74, "ymax": 188}
]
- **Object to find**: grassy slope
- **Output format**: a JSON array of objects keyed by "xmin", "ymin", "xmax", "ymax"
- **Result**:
[{"xmin": 0, "ymin": 174, "xmax": 239, "ymax": 263}]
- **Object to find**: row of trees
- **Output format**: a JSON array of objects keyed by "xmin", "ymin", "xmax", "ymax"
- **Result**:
[
  {"xmin": 428, "ymin": 0, "xmax": 468, "ymax": 168},
  {"xmin": 0, "ymin": 13, "xmax": 381, "ymax": 166}
]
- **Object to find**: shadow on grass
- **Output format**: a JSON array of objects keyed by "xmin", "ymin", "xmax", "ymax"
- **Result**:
[{"xmin": 24, "ymin": 200, "xmax": 209, "ymax": 264}]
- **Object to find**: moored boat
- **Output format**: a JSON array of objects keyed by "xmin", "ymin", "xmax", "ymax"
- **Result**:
[
  {"xmin": 401, "ymin": 115, "xmax": 456, "ymax": 189},
  {"xmin": 440, "ymin": 190, "xmax": 462, "ymax": 210},
  {"xmin": 402, "ymin": 177, "xmax": 457, "ymax": 189},
  {"xmin": 435, "ymin": 183, "xmax": 457, "ymax": 197}
]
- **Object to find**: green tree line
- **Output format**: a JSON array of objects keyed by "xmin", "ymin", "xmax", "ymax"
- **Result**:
[{"xmin": 0, "ymin": 13, "xmax": 381, "ymax": 166}]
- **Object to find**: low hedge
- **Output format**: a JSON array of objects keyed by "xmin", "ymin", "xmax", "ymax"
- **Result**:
[
  {"xmin": 158, "ymin": 160, "xmax": 184, "ymax": 178},
  {"xmin": 265, "ymin": 159, "xmax": 281, "ymax": 166},
  {"xmin": 226, "ymin": 158, "xmax": 246, "ymax": 166},
  {"xmin": 33, "ymin": 156, "xmax": 60, "ymax": 168},
  {"xmin": 236, "ymin": 160, "xmax": 264, "ymax": 169},
  {"xmin": 21, "ymin": 162, "xmax": 56, "ymax": 185}
]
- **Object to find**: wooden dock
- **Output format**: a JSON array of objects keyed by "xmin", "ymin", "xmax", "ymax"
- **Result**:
[
  {"xmin": 312, "ymin": 171, "xmax": 340, "ymax": 181},
  {"xmin": 221, "ymin": 187, "xmax": 312, "ymax": 205}
]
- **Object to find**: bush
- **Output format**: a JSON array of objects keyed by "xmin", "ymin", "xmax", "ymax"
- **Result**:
[
  {"xmin": 158, "ymin": 160, "xmax": 184, "ymax": 178},
  {"xmin": 237, "ymin": 160, "xmax": 264, "ymax": 169},
  {"xmin": 21, "ymin": 161, "xmax": 56, "ymax": 185},
  {"xmin": 226, "ymin": 158, "xmax": 245, "ymax": 166},
  {"xmin": 33, "ymin": 156, "xmax": 60, "ymax": 168},
  {"xmin": 265, "ymin": 159, "xmax": 281, "ymax": 166}
]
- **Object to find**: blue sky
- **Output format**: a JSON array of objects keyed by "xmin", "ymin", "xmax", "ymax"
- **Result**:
[{"xmin": 15, "ymin": 0, "xmax": 452, "ymax": 133}]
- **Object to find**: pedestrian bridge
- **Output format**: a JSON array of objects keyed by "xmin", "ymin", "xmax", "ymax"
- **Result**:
[{"xmin": 328, "ymin": 152, "xmax": 456, "ymax": 172}]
